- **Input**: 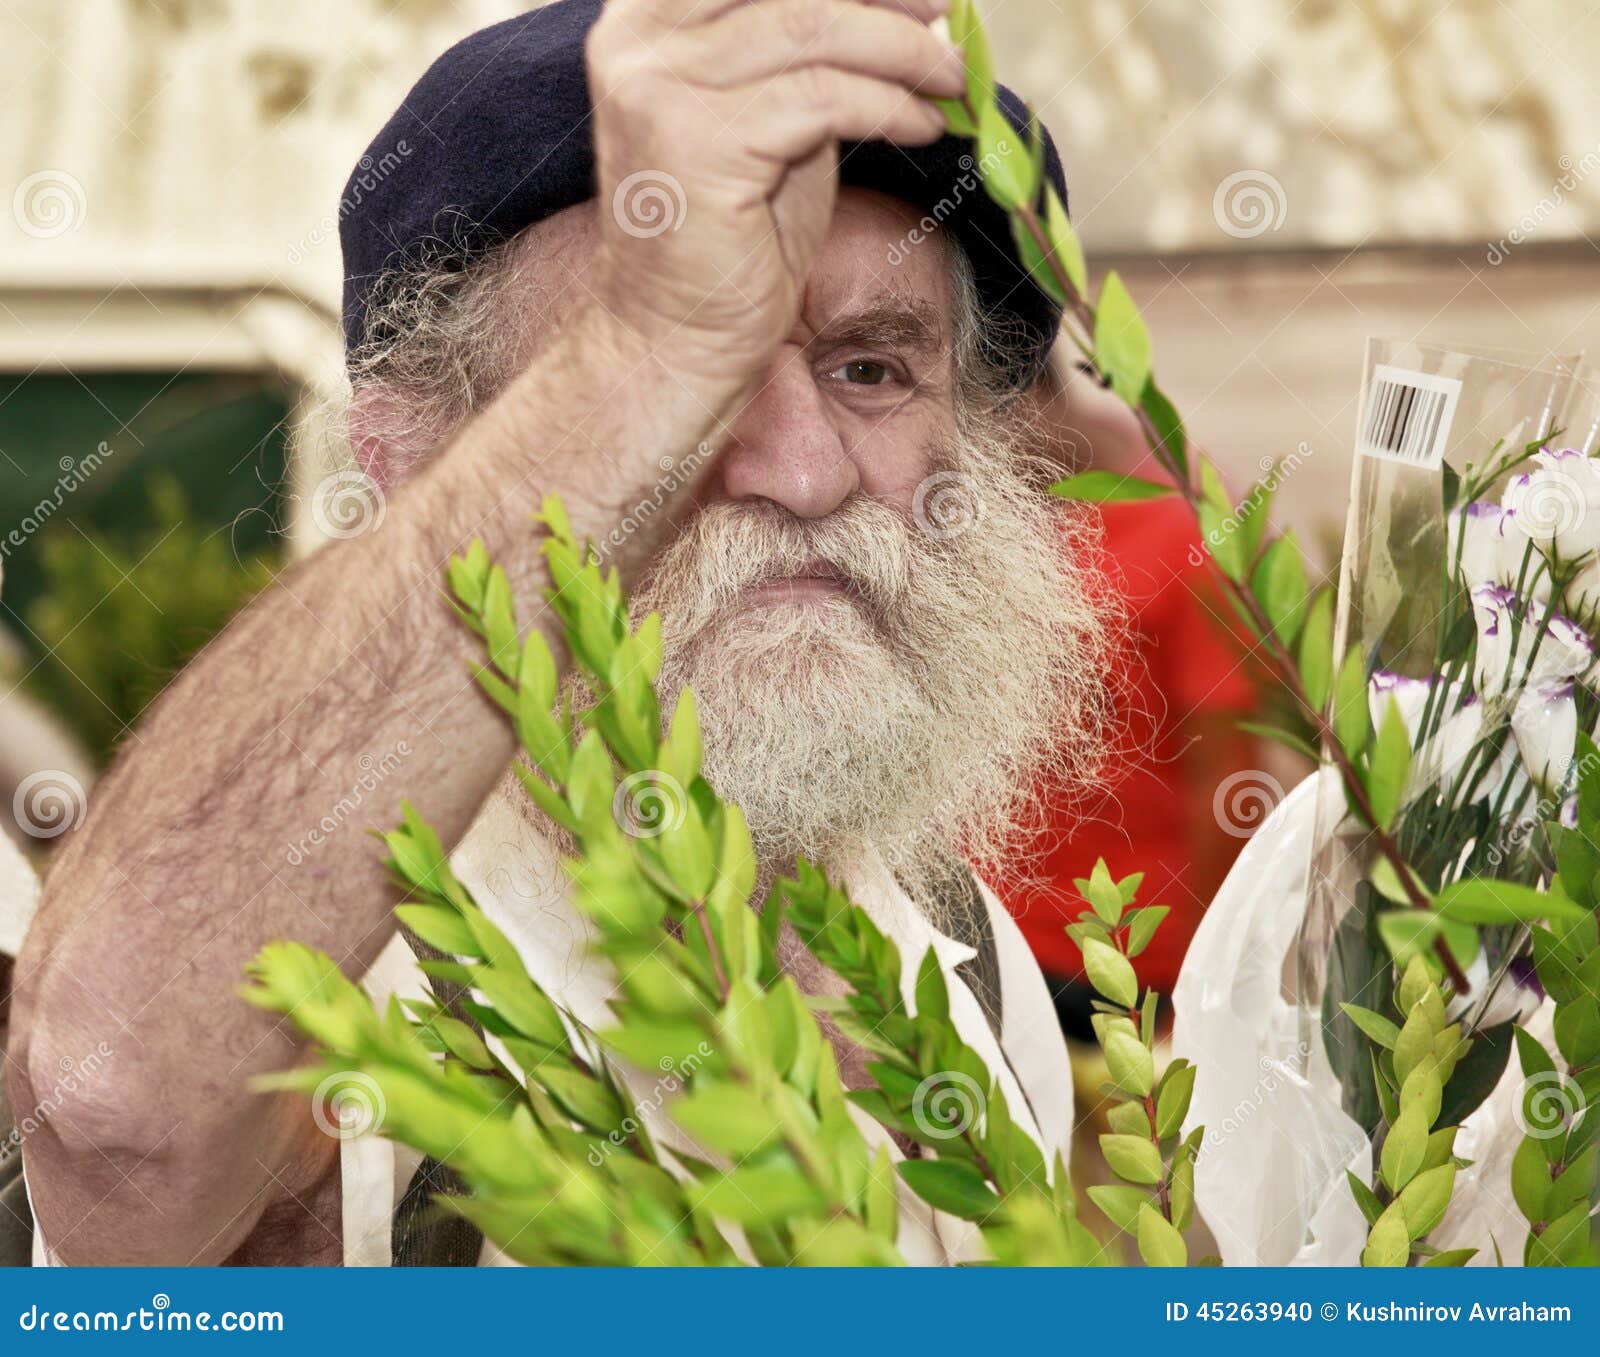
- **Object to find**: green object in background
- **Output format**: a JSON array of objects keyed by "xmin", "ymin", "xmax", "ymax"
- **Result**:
[
  {"xmin": 21, "ymin": 476, "xmax": 276, "ymax": 765},
  {"xmin": 0, "ymin": 372, "xmax": 290, "ymax": 762}
]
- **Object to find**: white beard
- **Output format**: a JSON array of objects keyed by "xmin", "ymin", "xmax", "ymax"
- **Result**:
[{"xmin": 629, "ymin": 437, "xmax": 1117, "ymax": 917}]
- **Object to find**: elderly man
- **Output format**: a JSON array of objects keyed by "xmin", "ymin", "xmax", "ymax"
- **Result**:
[{"xmin": 9, "ymin": 0, "xmax": 1112, "ymax": 1265}]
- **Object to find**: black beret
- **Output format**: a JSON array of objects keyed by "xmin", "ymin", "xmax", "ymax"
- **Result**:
[{"xmin": 339, "ymin": 0, "xmax": 1067, "ymax": 387}]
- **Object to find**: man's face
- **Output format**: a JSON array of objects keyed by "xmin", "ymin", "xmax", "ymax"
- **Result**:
[{"xmin": 491, "ymin": 188, "xmax": 1110, "ymax": 895}]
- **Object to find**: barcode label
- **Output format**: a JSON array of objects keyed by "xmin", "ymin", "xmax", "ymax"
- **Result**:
[{"xmin": 1358, "ymin": 365, "xmax": 1462, "ymax": 470}]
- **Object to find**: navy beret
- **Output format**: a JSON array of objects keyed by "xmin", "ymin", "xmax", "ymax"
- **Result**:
[{"xmin": 339, "ymin": 0, "xmax": 1067, "ymax": 387}]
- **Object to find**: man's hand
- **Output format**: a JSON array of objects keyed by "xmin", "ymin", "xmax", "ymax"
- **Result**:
[{"xmin": 587, "ymin": 0, "xmax": 964, "ymax": 390}]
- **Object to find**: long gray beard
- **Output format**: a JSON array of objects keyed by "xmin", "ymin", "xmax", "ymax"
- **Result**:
[{"xmin": 629, "ymin": 436, "xmax": 1117, "ymax": 924}]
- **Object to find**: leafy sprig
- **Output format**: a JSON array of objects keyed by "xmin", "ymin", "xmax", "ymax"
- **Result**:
[
  {"xmin": 246, "ymin": 502, "xmax": 1117, "ymax": 1264},
  {"xmin": 1341, "ymin": 957, "xmax": 1475, "ymax": 1266},
  {"xmin": 939, "ymin": 0, "xmax": 1500, "ymax": 992},
  {"xmin": 1066, "ymin": 863, "xmax": 1202, "ymax": 1266}
]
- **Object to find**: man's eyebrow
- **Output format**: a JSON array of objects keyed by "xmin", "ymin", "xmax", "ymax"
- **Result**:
[{"xmin": 810, "ymin": 299, "xmax": 947, "ymax": 355}]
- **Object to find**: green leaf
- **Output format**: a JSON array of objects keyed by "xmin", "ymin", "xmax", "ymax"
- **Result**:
[
  {"xmin": 395, "ymin": 904, "xmax": 482, "ymax": 959},
  {"xmin": 1510, "ymin": 1134, "xmax": 1551, "ymax": 1222},
  {"xmin": 974, "ymin": 100, "xmax": 1030, "ymax": 211},
  {"xmin": 1136, "ymin": 1203, "xmax": 1187, "ymax": 1267},
  {"xmin": 934, "ymin": 96, "xmax": 977, "ymax": 138},
  {"xmin": 1362, "ymin": 1205, "xmax": 1411, "ymax": 1267},
  {"xmin": 1081, "ymin": 936, "xmax": 1138, "ymax": 1008},
  {"xmin": 1396, "ymin": 1163, "xmax": 1455, "ymax": 1240},
  {"xmin": 1140, "ymin": 381, "xmax": 1187, "ymax": 479},
  {"xmin": 1368, "ymin": 696, "xmax": 1413, "ymax": 830},
  {"xmin": 1048, "ymin": 470, "xmax": 1173, "ymax": 503},
  {"xmin": 672, "ymin": 1084, "xmax": 781, "ymax": 1158},
  {"xmin": 1250, "ymin": 533, "xmax": 1309, "ymax": 645},
  {"xmin": 1099, "ymin": 1133, "xmax": 1163, "ymax": 1185},
  {"xmin": 1103, "ymin": 1024, "xmax": 1155, "ymax": 1099},
  {"xmin": 1379, "ymin": 1104, "xmax": 1430, "ymax": 1193},
  {"xmin": 1298, "ymin": 589, "xmax": 1336, "ymax": 714},
  {"xmin": 691, "ymin": 1167, "xmax": 827, "ymax": 1227},
  {"xmin": 896, "ymin": 1158, "xmax": 1002, "ymax": 1222},
  {"xmin": 1087, "ymin": 1183, "xmax": 1148, "ymax": 1235},
  {"xmin": 1340, "ymin": 1002, "xmax": 1401, "ymax": 1051},
  {"xmin": 1009, "ymin": 215, "xmax": 1068, "ymax": 306},
  {"xmin": 1332, "ymin": 645, "xmax": 1370, "ymax": 760},
  {"xmin": 1125, "ymin": 906, "xmax": 1169, "ymax": 959},
  {"xmin": 1346, "ymin": 1170, "xmax": 1384, "ymax": 1227},
  {"xmin": 1434, "ymin": 878, "xmax": 1585, "ymax": 926},
  {"xmin": 1044, "ymin": 185, "xmax": 1086, "ymax": 299},
  {"xmin": 1154, "ymin": 1061, "xmax": 1195, "ymax": 1139},
  {"xmin": 1093, "ymin": 271, "xmax": 1152, "ymax": 407},
  {"xmin": 949, "ymin": 0, "xmax": 995, "ymax": 98}
]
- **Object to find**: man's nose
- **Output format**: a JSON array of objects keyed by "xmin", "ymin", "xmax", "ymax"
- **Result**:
[{"xmin": 716, "ymin": 350, "xmax": 859, "ymax": 518}]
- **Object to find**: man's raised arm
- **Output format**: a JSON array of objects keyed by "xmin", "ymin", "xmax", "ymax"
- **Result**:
[{"xmin": 7, "ymin": 0, "xmax": 962, "ymax": 1264}]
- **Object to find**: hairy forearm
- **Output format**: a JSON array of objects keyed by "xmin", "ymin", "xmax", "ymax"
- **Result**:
[{"xmin": 9, "ymin": 303, "xmax": 736, "ymax": 1262}]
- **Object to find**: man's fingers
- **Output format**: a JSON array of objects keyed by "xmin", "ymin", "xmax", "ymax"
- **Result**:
[
  {"xmin": 667, "ymin": 0, "xmax": 965, "ymax": 95},
  {"xmin": 738, "ymin": 67, "xmax": 948, "ymax": 161},
  {"xmin": 612, "ymin": 0, "xmax": 954, "ymax": 40}
]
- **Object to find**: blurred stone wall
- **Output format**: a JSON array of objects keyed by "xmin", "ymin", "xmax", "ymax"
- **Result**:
[{"xmin": 987, "ymin": 0, "xmax": 1600, "ymax": 256}]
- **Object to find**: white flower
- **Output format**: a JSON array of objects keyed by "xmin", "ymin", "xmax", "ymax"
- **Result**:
[
  {"xmin": 1510, "ymin": 679, "xmax": 1579, "ymax": 793},
  {"xmin": 1502, "ymin": 447, "xmax": 1600, "ymax": 565},
  {"xmin": 1447, "ymin": 501, "xmax": 1538, "ymax": 593},
  {"xmin": 1471, "ymin": 584, "xmax": 1595, "ymax": 700}
]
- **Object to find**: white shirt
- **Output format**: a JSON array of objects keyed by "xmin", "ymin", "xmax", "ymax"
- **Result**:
[{"xmin": 340, "ymin": 779, "xmax": 1077, "ymax": 1266}]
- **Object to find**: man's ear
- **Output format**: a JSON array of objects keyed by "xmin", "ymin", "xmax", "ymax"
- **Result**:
[{"xmin": 346, "ymin": 384, "xmax": 429, "ymax": 493}]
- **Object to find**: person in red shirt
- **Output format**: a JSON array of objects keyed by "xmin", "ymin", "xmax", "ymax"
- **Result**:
[{"xmin": 997, "ymin": 359, "xmax": 1260, "ymax": 1037}]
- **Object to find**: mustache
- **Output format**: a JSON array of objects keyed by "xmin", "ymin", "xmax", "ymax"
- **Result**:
[{"xmin": 643, "ymin": 496, "xmax": 922, "ymax": 625}]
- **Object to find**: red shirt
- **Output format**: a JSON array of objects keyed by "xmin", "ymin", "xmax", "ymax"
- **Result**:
[{"xmin": 997, "ymin": 498, "xmax": 1256, "ymax": 989}]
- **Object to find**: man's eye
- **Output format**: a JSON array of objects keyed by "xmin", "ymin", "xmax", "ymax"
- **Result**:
[{"xmin": 831, "ymin": 360, "xmax": 890, "ymax": 386}]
